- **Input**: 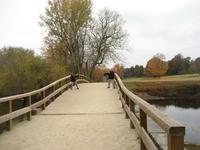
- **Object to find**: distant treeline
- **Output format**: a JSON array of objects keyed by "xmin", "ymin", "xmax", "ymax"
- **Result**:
[
  {"xmin": 0, "ymin": 47, "xmax": 199, "ymax": 97},
  {"xmin": 123, "ymin": 53, "xmax": 200, "ymax": 78}
]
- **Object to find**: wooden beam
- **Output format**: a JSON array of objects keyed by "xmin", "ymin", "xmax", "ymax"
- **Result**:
[
  {"xmin": 42, "ymin": 91, "xmax": 46, "ymax": 110},
  {"xmin": 125, "ymin": 95, "xmax": 129, "ymax": 119},
  {"xmin": 0, "ymin": 75, "xmax": 89, "ymax": 103},
  {"xmin": 140, "ymin": 109, "xmax": 147, "ymax": 150},
  {"xmin": 168, "ymin": 127, "xmax": 185, "ymax": 150},
  {"xmin": 129, "ymin": 99, "xmax": 135, "ymax": 129},
  {"xmin": 26, "ymin": 96, "xmax": 32, "ymax": 121},
  {"xmin": 7, "ymin": 100, "xmax": 12, "ymax": 131},
  {"xmin": 0, "ymin": 107, "xmax": 31, "ymax": 124},
  {"xmin": 123, "ymin": 104, "xmax": 158, "ymax": 150}
]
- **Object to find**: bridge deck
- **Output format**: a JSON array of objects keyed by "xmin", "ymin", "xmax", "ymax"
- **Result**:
[{"xmin": 0, "ymin": 83, "xmax": 139, "ymax": 150}]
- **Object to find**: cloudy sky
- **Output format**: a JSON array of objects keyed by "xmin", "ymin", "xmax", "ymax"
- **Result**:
[{"xmin": 0, "ymin": 0, "xmax": 200, "ymax": 67}]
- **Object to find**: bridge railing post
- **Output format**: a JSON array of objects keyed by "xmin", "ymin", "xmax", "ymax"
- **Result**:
[
  {"xmin": 121, "ymin": 91, "xmax": 124, "ymax": 108},
  {"xmin": 52, "ymin": 85, "xmax": 56, "ymax": 102},
  {"xmin": 167, "ymin": 127, "xmax": 185, "ymax": 150},
  {"xmin": 42, "ymin": 90, "xmax": 46, "ymax": 110},
  {"xmin": 114, "ymin": 73, "xmax": 185, "ymax": 150},
  {"xmin": 0, "ymin": 74, "xmax": 90, "ymax": 132},
  {"xmin": 66, "ymin": 78, "xmax": 70, "ymax": 90},
  {"xmin": 26, "ymin": 96, "xmax": 32, "ymax": 121},
  {"xmin": 140, "ymin": 108, "xmax": 147, "ymax": 150},
  {"xmin": 59, "ymin": 82, "xmax": 62, "ymax": 95},
  {"xmin": 118, "ymin": 85, "xmax": 122, "ymax": 100},
  {"xmin": 125, "ymin": 95, "xmax": 129, "ymax": 119},
  {"xmin": 7, "ymin": 100, "xmax": 12, "ymax": 131},
  {"xmin": 129, "ymin": 99, "xmax": 135, "ymax": 129}
]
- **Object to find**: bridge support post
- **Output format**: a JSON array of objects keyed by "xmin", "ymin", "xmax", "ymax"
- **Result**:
[
  {"xmin": 129, "ymin": 99, "xmax": 135, "ymax": 129},
  {"xmin": 52, "ymin": 85, "xmax": 55, "ymax": 102},
  {"xmin": 118, "ymin": 87, "xmax": 121, "ymax": 100},
  {"xmin": 125, "ymin": 95, "xmax": 129, "ymax": 119},
  {"xmin": 125, "ymin": 111, "xmax": 129, "ymax": 119},
  {"xmin": 59, "ymin": 82, "xmax": 62, "ymax": 95},
  {"xmin": 42, "ymin": 91, "xmax": 46, "ymax": 110},
  {"xmin": 167, "ymin": 127, "xmax": 185, "ymax": 150},
  {"xmin": 120, "ymin": 91, "xmax": 124, "ymax": 108},
  {"xmin": 7, "ymin": 100, "xmax": 12, "ymax": 131},
  {"xmin": 26, "ymin": 96, "xmax": 32, "ymax": 121},
  {"xmin": 140, "ymin": 109, "xmax": 147, "ymax": 150}
]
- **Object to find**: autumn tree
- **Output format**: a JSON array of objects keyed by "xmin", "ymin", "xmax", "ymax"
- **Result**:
[
  {"xmin": 113, "ymin": 64, "xmax": 124, "ymax": 77},
  {"xmin": 86, "ymin": 9, "xmax": 127, "ymax": 78},
  {"xmin": 92, "ymin": 66, "xmax": 109, "ymax": 82},
  {"xmin": 42, "ymin": 42, "xmax": 70, "ymax": 82},
  {"xmin": 145, "ymin": 54, "xmax": 168, "ymax": 77},
  {"xmin": 0, "ymin": 47, "xmax": 48, "ymax": 96},
  {"xmin": 40, "ymin": 0, "xmax": 92, "ymax": 74},
  {"xmin": 40, "ymin": 1, "xmax": 127, "ymax": 79}
]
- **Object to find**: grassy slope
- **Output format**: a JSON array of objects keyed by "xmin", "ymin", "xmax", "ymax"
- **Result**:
[
  {"xmin": 123, "ymin": 74, "xmax": 200, "ymax": 98},
  {"xmin": 123, "ymin": 74, "xmax": 200, "ymax": 82}
]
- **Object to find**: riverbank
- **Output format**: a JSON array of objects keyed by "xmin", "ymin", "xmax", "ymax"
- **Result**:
[
  {"xmin": 123, "ymin": 74, "xmax": 200, "ymax": 100},
  {"xmin": 185, "ymin": 144, "xmax": 200, "ymax": 150},
  {"xmin": 123, "ymin": 74, "xmax": 200, "ymax": 149}
]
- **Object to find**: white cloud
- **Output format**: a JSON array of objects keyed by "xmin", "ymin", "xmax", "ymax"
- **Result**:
[
  {"xmin": 0, "ymin": 0, "xmax": 200, "ymax": 66},
  {"xmin": 93, "ymin": 0, "xmax": 200, "ymax": 66},
  {"xmin": 0, "ymin": 0, "xmax": 48, "ymax": 53}
]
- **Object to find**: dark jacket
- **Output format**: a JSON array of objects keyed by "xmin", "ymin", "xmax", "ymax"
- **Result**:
[
  {"xmin": 108, "ymin": 71, "xmax": 115, "ymax": 79},
  {"xmin": 70, "ymin": 74, "xmax": 77, "ymax": 82},
  {"xmin": 104, "ymin": 71, "xmax": 115, "ymax": 79}
]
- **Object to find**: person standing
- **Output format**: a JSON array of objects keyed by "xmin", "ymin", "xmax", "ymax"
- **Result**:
[
  {"xmin": 107, "ymin": 69, "xmax": 115, "ymax": 89},
  {"xmin": 70, "ymin": 73, "xmax": 79, "ymax": 90}
]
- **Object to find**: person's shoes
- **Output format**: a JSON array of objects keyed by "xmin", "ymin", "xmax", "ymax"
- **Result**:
[
  {"xmin": 77, "ymin": 88, "xmax": 79, "ymax": 89},
  {"xmin": 107, "ymin": 87, "xmax": 110, "ymax": 88}
]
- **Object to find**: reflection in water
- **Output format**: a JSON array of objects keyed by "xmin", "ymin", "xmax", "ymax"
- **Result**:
[
  {"xmin": 151, "ymin": 100, "xmax": 200, "ymax": 145},
  {"xmin": 150, "ymin": 99, "xmax": 200, "ymax": 109}
]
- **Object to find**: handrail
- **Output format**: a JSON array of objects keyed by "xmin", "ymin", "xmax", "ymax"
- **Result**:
[
  {"xmin": 114, "ymin": 73, "xmax": 185, "ymax": 150},
  {"xmin": 0, "ymin": 74, "xmax": 87, "ymax": 103},
  {"xmin": 0, "ymin": 74, "xmax": 89, "ymax": 131}
]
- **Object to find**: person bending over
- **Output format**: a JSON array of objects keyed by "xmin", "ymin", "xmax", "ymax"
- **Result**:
[
  {"xmin": 106, "ymin": 70, "xmax": 115, "ymax": 89},
  {"xmin": 70, "ymin": 73, "xmax": 79, "ymax": 90}
]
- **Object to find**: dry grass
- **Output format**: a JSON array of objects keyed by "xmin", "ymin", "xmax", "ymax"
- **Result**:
[
  {"xmin": 124, "ymin": 74, "xmax": 200, "ymax": 81},
  {"xmin": 123, "ymin": 74, "xmax": 200, "ymax": 98}
]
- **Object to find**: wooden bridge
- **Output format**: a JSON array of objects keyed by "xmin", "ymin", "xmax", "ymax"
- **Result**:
[{"xmin": 0, "ymin": 74, "xmax": 185, "ymax": 150}]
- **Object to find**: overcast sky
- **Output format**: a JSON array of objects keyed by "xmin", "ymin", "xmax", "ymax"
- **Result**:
[{"xmin": 0, "ymin": 0, "xmax": 200, "ymax": 67}]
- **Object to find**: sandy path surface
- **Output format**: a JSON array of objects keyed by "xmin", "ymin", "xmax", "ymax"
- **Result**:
[{"xmin": 0, "ymin": 83, "xmax": 139, "ymax": 150}]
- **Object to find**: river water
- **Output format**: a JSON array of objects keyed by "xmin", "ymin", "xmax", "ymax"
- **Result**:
[{"xmin": 151, "ymin": 100, "xmax": 200, "ymax": 145}]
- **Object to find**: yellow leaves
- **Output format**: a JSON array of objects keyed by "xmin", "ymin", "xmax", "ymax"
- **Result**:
[
  {"xmin": 113, "ymin": 63, "xmax": 124, "ymax": 77},
  {"xmin": 0, "ymin": 47, "xmax": 48, "ymax": 96},
  {"xmin": 145, "ymin": 56, "xmax": 168, "ymax": 77},
  {"xmin": 92, "ymin": 66, "xmax": 109, "ymax": 82}
]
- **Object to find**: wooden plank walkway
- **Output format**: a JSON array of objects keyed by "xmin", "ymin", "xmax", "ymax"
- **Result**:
[{"xmin": 0, "ymin": 83, "xmax": 139, "ymax": 150}]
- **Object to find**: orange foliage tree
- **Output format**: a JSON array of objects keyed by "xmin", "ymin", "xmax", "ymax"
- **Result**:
[
  {"xmin": 145, "ymin": 55, "xmax": 168, "ymax": 77},
  {"xmin": 113, "ymin": 64, "xmax": 124, "ymax": 77},
  {"xmin": 92, "ymin": 66, "xmax": 109, "ymax": 82}
]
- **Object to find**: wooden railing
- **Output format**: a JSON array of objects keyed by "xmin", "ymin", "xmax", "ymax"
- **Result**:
[
  {"xmin": 114, "ymin": 74, "xmax": 185, "ymax": 150},
  {"xmin": 0, "ymin": 74, "xmax": 89, "ymax": 131}
]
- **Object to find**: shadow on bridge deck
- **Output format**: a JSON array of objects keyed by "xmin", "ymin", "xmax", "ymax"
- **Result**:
[{"xmin": 0, "ymin": 83, "xmax": 139, "ymax": 150}]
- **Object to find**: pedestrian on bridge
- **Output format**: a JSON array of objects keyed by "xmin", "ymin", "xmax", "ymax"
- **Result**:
[
  {"xmin": 104, "ymin": 69, "xmax": 116, "ymax": 89},
  {"xmin": 70, "ymin": 73, "xmax": 79, "ymax": 90}
]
